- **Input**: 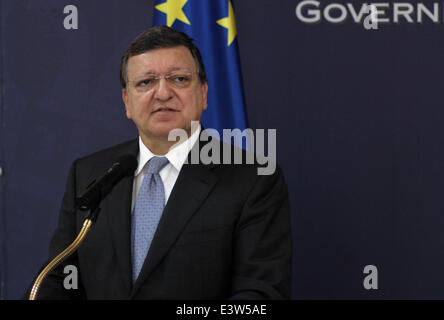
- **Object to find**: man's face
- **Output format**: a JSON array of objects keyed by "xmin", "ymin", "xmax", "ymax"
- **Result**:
[{"xmin": 122, "ymin": 46, "xmax": 208, "ymax": 141}]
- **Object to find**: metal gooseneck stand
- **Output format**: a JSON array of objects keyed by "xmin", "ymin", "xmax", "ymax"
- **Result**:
[{"xmin": 28, "ymin": 207, "xmax": 100, "ymax": 300}]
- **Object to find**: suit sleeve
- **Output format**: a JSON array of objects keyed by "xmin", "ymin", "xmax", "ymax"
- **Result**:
[
  {"xmin": 230, "ymin": 165, "xmax": 292, "ymax": 299},
  {"xmin": 24, "ymin": 160, "xmax": 86, "ymax": 300}
]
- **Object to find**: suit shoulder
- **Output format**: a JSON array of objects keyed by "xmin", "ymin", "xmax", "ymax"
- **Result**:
[
  {"xmin": 75, "ymin": 139, "xmax": 138, "ymax": 168},
  {"xmin": 208, "ymin": 139, "xmax": 284, "ymax": 184}
]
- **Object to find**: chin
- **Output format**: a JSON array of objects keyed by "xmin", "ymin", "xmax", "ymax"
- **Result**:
[{"xmin": 151, "ymin": 124, "xmax": 186, "ymax": 138}]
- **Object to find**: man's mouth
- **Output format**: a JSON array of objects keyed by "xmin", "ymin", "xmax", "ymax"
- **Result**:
[{"xmin": 152, "ymin": 107, "xmax": 179, "ymax": 113}]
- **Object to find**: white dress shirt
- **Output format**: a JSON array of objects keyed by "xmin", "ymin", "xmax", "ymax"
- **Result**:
[{"xmin": 130, "ymin": 124, "xmax": 201, "ymax": 213}]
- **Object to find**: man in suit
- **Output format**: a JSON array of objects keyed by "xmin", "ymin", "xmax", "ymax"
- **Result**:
[{"xmin": 27, "ymin": 26, "xmax": 292, "ymax": 299}]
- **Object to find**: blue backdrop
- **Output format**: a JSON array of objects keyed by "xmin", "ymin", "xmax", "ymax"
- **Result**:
[{"xmin": 2, "ymin": 0, "xmax": 444, "ymax": 299}]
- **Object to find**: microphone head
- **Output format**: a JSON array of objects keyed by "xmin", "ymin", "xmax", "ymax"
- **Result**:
[
  {"xmin": 75, "ymin": 154, "xmax": 138, "ymax": 211},
  {"xmin": 115, "ymin": 154, "xmax": 138, "ymax": 177}
]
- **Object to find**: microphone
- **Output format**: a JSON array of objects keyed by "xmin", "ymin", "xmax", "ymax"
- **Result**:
[
  {"xmin": 30, "ymin": 154, "xmax": 137, "ymax": 300},
  {"xmin": 76, "ymin": 154, "xmax": 137, "ymax": 212}
]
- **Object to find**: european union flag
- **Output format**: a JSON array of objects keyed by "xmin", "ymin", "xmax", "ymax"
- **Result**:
[{"xmin": 153, "ymin": 0, "xmax": 248, "ymax": 139}]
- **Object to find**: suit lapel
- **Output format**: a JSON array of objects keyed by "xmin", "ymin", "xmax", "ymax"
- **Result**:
[{"xmin": 102, "ymin": 140, "xmax": 139, "ymax": 296}]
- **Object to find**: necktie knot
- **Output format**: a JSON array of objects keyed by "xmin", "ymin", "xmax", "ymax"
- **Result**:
[{"xmin": 146, "ymin": 156, "xmax": 169, "ymax": 175}]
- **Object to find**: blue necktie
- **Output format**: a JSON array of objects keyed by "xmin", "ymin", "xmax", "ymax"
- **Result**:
[{"xmin": 131, "ymin": 156, "xmax": 169, "ymax": 282}]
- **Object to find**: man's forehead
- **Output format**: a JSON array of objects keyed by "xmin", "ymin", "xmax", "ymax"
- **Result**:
[{"xmin": 127, "ymin": 46, "xmax": 195, "ymax": 74}]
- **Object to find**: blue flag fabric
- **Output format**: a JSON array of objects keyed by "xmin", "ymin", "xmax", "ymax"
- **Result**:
[{"xmin": 153, "ymin": 0, "xmax": 248, "ymax": 138}]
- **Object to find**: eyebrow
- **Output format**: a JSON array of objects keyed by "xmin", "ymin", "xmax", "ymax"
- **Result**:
[{"xmin": 133, "ymin": 67, "xmax": 192, "ymax": 78}]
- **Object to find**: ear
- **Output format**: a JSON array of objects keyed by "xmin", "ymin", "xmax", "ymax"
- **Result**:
[
  {"xmin": 201, "ymin": 82, "xmax": 208, "ymax": 110},
  {"xmin": 122, "ymin": 88, "xmax": 132, "ymax": 119}
]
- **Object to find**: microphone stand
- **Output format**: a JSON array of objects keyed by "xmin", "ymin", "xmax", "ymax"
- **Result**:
[{"xmin": 28, "ymin": 207, "xmax": 100, "ymax": 300}]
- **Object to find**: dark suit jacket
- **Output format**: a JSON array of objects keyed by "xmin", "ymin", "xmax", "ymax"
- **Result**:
[{"xmin": 28, "ymin": 136, "xmax": 292, "ymax": 299}]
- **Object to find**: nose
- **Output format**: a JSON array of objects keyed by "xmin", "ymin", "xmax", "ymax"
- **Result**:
[{"xmin": 153, "ymin": 78, "xmax": 174, "ymax": 101}]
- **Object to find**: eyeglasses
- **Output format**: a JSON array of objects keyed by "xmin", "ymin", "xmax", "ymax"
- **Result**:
[{"xmin": 127, "ymin": 71, "xmax": 196, "ymax": 92}]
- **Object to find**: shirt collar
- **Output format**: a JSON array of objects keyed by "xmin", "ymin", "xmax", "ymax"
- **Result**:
[{"xmin": 135, "ymin": 124, "xmax": 201, "ymax": 176}]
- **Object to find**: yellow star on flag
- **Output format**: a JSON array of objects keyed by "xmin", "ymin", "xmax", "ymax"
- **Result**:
[
  {"xmin": 155, "ymin": 0, "xmax": 191, "ymax": 27},
  {"xmin": 216, "ymin": 1, "xmax": 237, "ymax": 46}
]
